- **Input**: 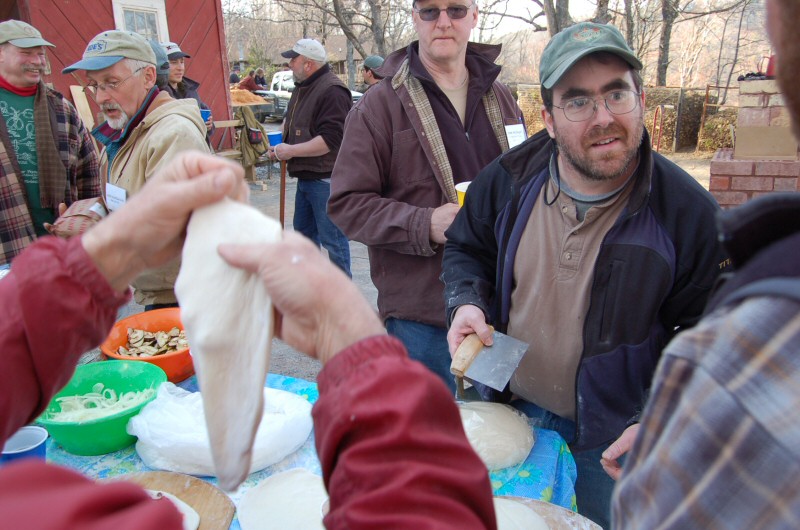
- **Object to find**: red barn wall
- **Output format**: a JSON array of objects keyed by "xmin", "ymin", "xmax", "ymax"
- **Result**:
[{"xmin": 15, "ymin": 0, "xmax": 232, "ymax": 147}]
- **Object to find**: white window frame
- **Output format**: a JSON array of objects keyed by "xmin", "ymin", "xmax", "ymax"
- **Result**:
[{"xmin": 112, "ymin": 0, "xmax": 170, "ymax": 42}]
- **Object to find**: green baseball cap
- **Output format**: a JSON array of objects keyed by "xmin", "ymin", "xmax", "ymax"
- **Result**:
[
  {"xmin": 539, "ymin": 22, "xmax": 642, "ymax": 89},
  {"xmin": 63, "ymin": 30, "xmax": 155, "ymax": 73},
  {"xmin": 0, "ymin": 20, "xmax": 54, "ymax": 48},
  {"xmin": 363, "ymin": 55, "xmax": 384, "ymax": 70}
]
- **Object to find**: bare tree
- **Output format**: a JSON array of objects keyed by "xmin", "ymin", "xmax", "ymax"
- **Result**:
[{"xmin": 655, "ymin": 0, "xmax": 750, "ymax": 86}]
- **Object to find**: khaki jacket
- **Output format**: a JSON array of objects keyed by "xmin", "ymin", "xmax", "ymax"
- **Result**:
[{"xmin": 109, "ymin": 93, "xmax": 209, "ymax": 305}]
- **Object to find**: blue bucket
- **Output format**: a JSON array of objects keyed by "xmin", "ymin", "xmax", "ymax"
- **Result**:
[{"xmin": 267, "ymin": 131, "xmax": 283, "ymax": 146}]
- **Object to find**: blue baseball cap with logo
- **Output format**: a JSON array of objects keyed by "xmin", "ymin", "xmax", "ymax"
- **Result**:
[
  {"xmin": 539, "ymin": 22, "xmax": 642, "ymax": 89},
  {"xmin": 63, "ymin": 30, "xmax": 155, "ymax": 73}
]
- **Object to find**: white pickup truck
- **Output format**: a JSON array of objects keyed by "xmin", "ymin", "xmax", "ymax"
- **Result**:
[{"xmin": 264, "ymin": 71, "xmax": 363, "ymax": 120}]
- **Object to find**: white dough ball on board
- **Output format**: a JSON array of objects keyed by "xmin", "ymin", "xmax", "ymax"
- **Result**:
[{"xmin": 458, "ymin": 402, "xmax": 535, "ymax": 470}]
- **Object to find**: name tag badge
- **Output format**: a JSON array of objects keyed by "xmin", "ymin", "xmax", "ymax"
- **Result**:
[
  {"xmin": 105, "ymin": 183, "xmax": 127, "ymax": 212},
  {"xmin": 504, "ymin": 123, "xmax": 527, "ymax": 149}
]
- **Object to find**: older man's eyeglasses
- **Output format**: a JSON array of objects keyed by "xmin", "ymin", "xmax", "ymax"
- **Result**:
[
  {"xmin": 83, "ymin": 66, "xmax": 146, "ymax": 96},
  {"xmin": 553, "ymin": 90, "xmax": 640, "ymax": 122},
  {"xmin": 413, "ymin": 3, "xmax": 474, "ymax": 21}
]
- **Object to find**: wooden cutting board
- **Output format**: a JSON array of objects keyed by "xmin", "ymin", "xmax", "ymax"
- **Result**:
[{"xmin": 107, "ymin": 471, "xmax": 235, "ymax": 530}]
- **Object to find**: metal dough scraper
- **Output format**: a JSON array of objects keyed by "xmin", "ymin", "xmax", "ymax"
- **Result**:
[{"xmin": 450, "ymin": 326, "xmax": 529, "ymax": 398}]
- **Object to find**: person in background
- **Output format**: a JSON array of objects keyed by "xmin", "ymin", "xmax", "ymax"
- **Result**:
[
  {"xmin": 238, "ymin": 69, "xmax": 265, "ymax": 92},
  {"xmin": 610, "ymin": 0, "xmax": 800, "ymax": 527},
  {"xmin": 229, "ymin": 67, "xmax": 240, "ymax": 84},
  {"xmin": 254, "ymin": 67, "xmax": 267, "ymax": 87},
  {"xmin": 148, "ymin": 40, "xmax": 169, "ymax": 89},
  {"xmin": 357, "ymin": 54, "xmax": 384, "ymax": 93},
  {"xmin": 270, "ymin": 38, "xmax": 353, "ymax": 277},
  {"xmin": 328, "ymin": 0, "xmax": 523, "ymax": 392},
  {"xmin": 160, "ymin": 41, "xmax": 213, "ymax": 139},
  {"xmin": 0, "ymin": 20, "xmax": 101, "ymax": 265},
  {"xmin": 441, "ymin": 22, "xmax": 725, "ymax": 528},
  {"xmin": 64, "ymin": 30, "xmax": 210, "ymax": 311},
  {"xmin": 0, "ymin": 151, "xmax": 495, "ymax": 530}
]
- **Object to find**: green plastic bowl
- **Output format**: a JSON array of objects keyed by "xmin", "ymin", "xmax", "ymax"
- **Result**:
[{"xmin": 37, "ymin": 361, "xmax": 166, "ymax": 456}]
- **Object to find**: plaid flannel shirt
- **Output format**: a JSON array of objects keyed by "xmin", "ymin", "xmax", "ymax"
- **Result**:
[
  {"xmin": 613, "ymin": 296, "xmax": 800, "ymax": 529},
  {"xmin": 0, "ymin": 87, "xmax": 101, "ymax": 264}
]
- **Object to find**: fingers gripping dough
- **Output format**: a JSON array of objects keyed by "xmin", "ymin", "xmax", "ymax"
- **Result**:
[{"xmin": 175, "ymin": 198, "xmax": 282, "ymax": 491}]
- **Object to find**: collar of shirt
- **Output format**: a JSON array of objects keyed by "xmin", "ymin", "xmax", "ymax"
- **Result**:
[{"xmin": 0, "ymin": 74, "xmax": 37, "ymax": 97}]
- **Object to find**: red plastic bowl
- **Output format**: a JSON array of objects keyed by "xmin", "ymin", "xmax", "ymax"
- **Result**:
[{"xmin": 100, "ymin": 308, "xmax": 194, "ymax": 383}]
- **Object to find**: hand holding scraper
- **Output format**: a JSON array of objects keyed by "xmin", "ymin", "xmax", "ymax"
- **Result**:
[{"xmin": 450, "ymin": 325, "xmax": 528, "ymax": 398}]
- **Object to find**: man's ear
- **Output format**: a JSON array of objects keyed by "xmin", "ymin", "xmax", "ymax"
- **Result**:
[
  {"xmin": 541, "ymin": 105, "xmax": 556, "ymax": 139},
  {"xmin": 142, "ymin": 65, "xmax": 157, "ymax": 88}
]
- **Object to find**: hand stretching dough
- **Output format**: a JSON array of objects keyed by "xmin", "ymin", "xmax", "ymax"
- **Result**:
[{"xmin": 175, "ymin": 198, "xmax": 282, "ymax": 491}]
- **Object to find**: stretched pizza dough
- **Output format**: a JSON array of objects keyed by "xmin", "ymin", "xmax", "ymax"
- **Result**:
[
  {"xmin": 238, "ymin": 468, "xmax": 328, "ymax": 530},
  {"xmin": 458, "ymin": 402, "xmax": 535, "ymax": 470},
  {"xmin": 494, "ymin": 497, "xmax": 550, "ymax": 530},
  {"xmin": 146, "ymin": 490, "xmax": 200, "ymax": 530},
  {"xmin": 175, "ymin": 198, "xmax": 282, "ymax": 491}
]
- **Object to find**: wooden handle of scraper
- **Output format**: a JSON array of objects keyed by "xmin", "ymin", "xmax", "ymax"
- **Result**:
[{"xmin": 450, "ymin": 326, "xmax": 494, "ymax": 378}]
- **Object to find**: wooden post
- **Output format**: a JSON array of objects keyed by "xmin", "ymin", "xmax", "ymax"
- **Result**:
[{"xmin": 280, "ymin": 161, "xmax": 287, "ymax": 227}]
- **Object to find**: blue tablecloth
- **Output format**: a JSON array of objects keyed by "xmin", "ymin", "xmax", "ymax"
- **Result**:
[{"xmin": 48, "ymin": 373, "xmax": 577, "ymax": 525}]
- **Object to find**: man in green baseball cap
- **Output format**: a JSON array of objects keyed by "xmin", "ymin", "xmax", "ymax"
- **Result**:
[
  {"xmin": 358, "ymin": 55, "xmax": 384, "ymax": 93},
  {"xmin": 442, "ymin": 21, "xmax": 724, "ymax": 529},
  {"xmin": 0, "ymin": 20, "xmax": 102, "ymax": 265},
  {"xmin": 64, "ymin": 29, "xmax": 210, "ymax": 310}
]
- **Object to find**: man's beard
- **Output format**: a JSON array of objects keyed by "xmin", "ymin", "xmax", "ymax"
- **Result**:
[
  {"xmin": 102, "ymin": 103, "xmax": 130, "ymax": 130},
  {"xmin": 554, "ymin": 117, "xmax": 645, "ymax": 183}
]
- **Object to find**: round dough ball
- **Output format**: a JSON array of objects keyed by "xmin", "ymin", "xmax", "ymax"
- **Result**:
[
  {"xmin": 494, "ymin": 497, "xmax": 550, "ymax": 530},
  {"xmin": 458, "ymin": 402, "xmax": 535, "ymax": 470},
  {"xmin": 238, "ymin": 468, "xmax": 327, "ymax": 530}
]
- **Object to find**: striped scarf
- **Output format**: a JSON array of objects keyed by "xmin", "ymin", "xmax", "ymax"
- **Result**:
[{"xmin": 392, "ymin": 59, "xmax": 509, "ymax": 203}]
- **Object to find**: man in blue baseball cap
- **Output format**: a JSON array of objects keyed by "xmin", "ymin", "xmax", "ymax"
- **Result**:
[
  {"xmin": 64, "ymin": 30, "xmax": 210, "ymax": 310},
  {"xmin": 443, "ymin": 22, "xmax": 726, "ymax": 528}
]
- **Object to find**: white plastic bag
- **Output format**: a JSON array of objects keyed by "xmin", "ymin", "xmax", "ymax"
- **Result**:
[{"xmin": 128, "ymin": 383, "xmax": 313, "ymax": 477}]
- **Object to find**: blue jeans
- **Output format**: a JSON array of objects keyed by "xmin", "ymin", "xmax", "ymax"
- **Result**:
[
  {"xmin": 293, "ymin": 178, "xmax": 351, "ymax": 277},
  {"xmin": 385, "ymin": 318, "xmax": 455, "ymax": 394},
  {"xmin": 510, "ymin": 401, "xmax": 615, "ymax": 530}
]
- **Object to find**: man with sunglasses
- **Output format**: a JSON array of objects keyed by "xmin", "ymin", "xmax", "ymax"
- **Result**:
[
  {"xmin": 0, "ymin": 20, "xmax": 101, "ymax": 266},
  {"xmin": 64, "ymin": 30, "xmax": 209, "ymax": 310},
  {"xmin": 442, "ymin": 22, "xmax": 726, "ymax": 528},
  {"xmin": 329, "ymin": 1, "xmax": 523, "ymax": 392}
]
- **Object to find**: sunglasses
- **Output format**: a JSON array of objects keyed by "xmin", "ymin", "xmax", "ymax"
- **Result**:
[{"xmin": 413, "ymin": 3, "xmax": 474, "ymax": 22}]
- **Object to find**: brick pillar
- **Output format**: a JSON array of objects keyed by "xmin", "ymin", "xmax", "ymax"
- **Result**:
[{"xmin": 711, "ymin": 148, "xmax": 799, "ymax": 207}]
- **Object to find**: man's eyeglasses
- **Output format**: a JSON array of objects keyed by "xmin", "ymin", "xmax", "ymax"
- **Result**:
[
  {"xmin": 413, "ymin": 3, "xmax": 474, "ymax": 22},
  {"xmin": 83, "ymin": 66, "xmax": 146, "ymax": 96},
  {"xmin": 552, "ymin": 89, "xmax": 640, "ymax": 122}
]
